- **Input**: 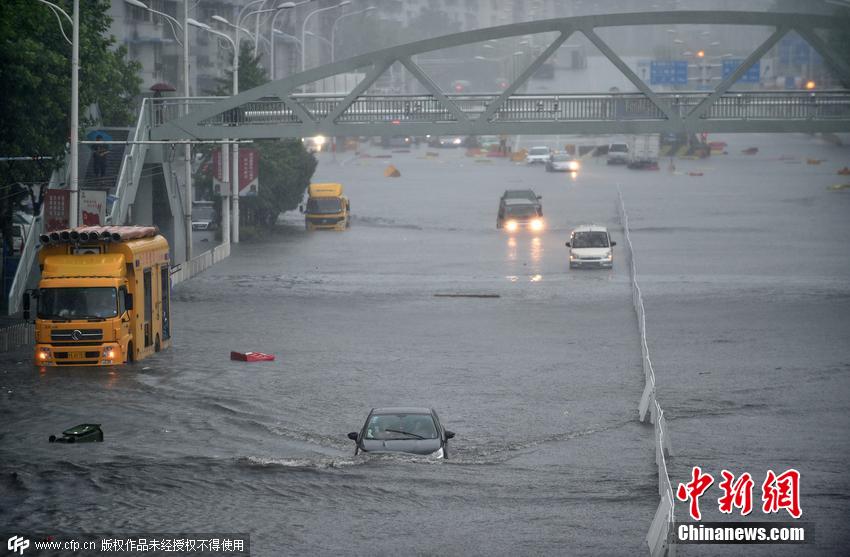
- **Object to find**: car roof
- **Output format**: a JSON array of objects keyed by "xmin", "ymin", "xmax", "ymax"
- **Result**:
[
  {"xmin": 571, "ymin": 225, "xmax": 610, "ymax": 233},
  {"xmin": 504, "ymin": 198, "xmax": 538, "ymax": 206},
  {"xmin": 529, "ymin": 146, "xmax": 549, "ymax": 150},
  {"xmin": 371, "ymin": 407, "xmax": 434, "ymax": 415}
]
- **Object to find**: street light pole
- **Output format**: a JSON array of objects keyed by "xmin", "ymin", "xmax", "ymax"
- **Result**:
[
  {"xmin": 330, "ymin": 6, "xmax": 375, "ymax": 63},
  {"xmin": 301, "ymin": 1, "xmax": 349, "ymax": 72},
  {"xmin": 187, "ymin": 18, "xmax": 237, "ymax": 248},
  {"xmin": 70, "ymin": 0, "xmax": 79, "ymax": 228}
]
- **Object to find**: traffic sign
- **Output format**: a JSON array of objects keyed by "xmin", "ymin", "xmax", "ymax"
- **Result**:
[
  {"xmin": 722, "ymin": 60, "xmax": 761, "ymax": 83},
  {"xmin": 650, "ymin": 61, "xmax": 688, "ymax": 85}
]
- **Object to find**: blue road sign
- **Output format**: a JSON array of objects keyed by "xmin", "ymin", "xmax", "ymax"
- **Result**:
[
  {"xmin": 650, "ymin": 61, "xmax": 688, "ymax": 85},
  {"xmin": 722, "ymin": 60, "xmax": 761, "ymax": 83}
]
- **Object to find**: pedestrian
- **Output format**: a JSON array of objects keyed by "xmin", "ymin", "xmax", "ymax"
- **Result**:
[{"xmin": 92, "ymin": 136, "xmax": 109, "ymax": 179}]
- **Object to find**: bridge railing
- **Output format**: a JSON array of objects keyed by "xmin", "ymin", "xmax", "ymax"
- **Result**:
[
  {"xmin": 152, "ymin": 91, "xmax": 850, "ymax": 131},
  {"xmin": 619, "ymin": 189, "xmax": 676, "ymax": 557},
  {"xmin": 111, "ymin": 99, "xmax": 153, "ymax": 225}
]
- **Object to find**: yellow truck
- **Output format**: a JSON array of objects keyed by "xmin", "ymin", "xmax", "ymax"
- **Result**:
[
  {"xmin": 301, "ymin": 183, "xmax": 350, "ymax": 230},
  {"xmin": 23, "ymin": 226, "xmax": 171, "ymax": 366}
]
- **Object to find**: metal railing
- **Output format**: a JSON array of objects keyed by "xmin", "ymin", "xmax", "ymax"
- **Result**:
[
  {"xmin": 170, "ymin": 242, "xmax": 231, "ymax": 287},
  {"xmin": 619, "ymin": 189, "xmax": 676, "ymax": 557},
  {"xmin": 110, "ymin": 99, "xmax": 152, "ymax": 225},
  {"xmin": 155, "ymin": 91, "xmax": 850, "ymax": 129},
  {"xmin": 0, "ymin": 321, "xmax": 34, "ymax": 352}
]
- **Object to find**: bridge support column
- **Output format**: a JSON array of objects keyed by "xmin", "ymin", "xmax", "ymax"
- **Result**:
[{"xmin": 220, "ymin": 142, "xmax": 231, "ymax": 248}]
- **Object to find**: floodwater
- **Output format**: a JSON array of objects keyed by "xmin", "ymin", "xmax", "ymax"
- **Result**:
[{"xmin": 1, "ymin": 132, "xmax": 849, "ymax": 556}]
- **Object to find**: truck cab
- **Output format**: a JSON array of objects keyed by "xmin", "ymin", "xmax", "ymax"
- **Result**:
[
  {"xmin": 24, "ymin": 226, "xmax": 171, "ymax": 366},
  {"xmin": 302, "ymin": 183, "xmax": 350, "ymax": 231}
]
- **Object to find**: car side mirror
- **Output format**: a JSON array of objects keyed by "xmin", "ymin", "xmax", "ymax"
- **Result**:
[
  {"xmin": 444, "ymin": 430, "xmax": 455, "ymax": 440},
  {"xmin": 537, "ymin": 195, "xmax": 542, "ymax": 200},
  {"xmin": 124, "ymin": 292, "xmax": 134, "ymax": 311},
  {"xmin": 565, "ymin": 242, "xmax": 571, "ymax": 247},
  {"xmin": 22, "ymin": 291, "xmax": 31, "ymax": 321},
  {"xmin": 299, "ymin": 204, "xmax": 304, "ymax": 214},
  {"xmin": 347, "ymin": 432, "xmax": 358, "ymax": 441},
  {"xmin": 611, "ymin": 241, "xmax": 617, "ymax": 246}
]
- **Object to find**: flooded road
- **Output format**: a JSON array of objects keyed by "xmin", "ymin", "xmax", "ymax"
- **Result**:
[{"xmin": 2, "ymin": 133, "xmax": 849, "ymax": 555}]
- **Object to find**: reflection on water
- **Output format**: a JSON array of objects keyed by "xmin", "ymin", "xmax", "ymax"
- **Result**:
[
  {"xmin": 530, "ymin": 237, "xmax": 542, "ymax": 264},
  {"xmin": 530, "ymin": 274, "xmax": 543, "ymax": 282}
]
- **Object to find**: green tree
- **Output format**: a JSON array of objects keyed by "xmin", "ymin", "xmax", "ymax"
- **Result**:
[
  {"xmin": 0, "ymin": 0, "xmax": 141, "ymax": 248},
  {"xmin": 200, "ymin": 42, "xmax": 316, "ymax": 235}
]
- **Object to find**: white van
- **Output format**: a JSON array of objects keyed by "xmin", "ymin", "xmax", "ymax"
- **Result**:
[
  {"xmin": 607, "ymin": 143, "xmax": 629, "ymax": 165},
  {"xmin": 565, "ymin": 225, "xmax": 616, "ymax": 268}
]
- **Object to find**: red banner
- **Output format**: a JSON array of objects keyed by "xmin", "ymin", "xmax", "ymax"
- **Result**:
[
  {"xmin": 44, "ymin": 189, "xmax": 69, "ymax": 231},
  {"xmin": 212, "ymin": 148, "xmax": 259, "ymax": 197}
]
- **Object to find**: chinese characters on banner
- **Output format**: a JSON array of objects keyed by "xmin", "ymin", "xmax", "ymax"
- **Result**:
[
  {"xmin": 212, "ymin": 148, "xmax": 259, "ymax": 197},
  {"xmin": 44, "ymin": 189, "xmax": 69, "ymax": 231},
  {"xmin": 677, "ymin": 467, "xmax": 801, "ymax": 520},
  {"xmin": 80, "ymin": 190, "xmax": 106, "ymax": 226}
]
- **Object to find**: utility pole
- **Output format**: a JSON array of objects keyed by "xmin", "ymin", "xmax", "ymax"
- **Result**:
[
  {"xmin": 69, "ymin": 0, "xmax": 80, "ymax": 227},
  {"xmin": 183, "ymin": 0, "xmax": 192, "ymax": 261}
]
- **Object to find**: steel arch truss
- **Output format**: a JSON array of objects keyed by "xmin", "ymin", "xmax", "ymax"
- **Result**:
[{"xmin": 152, "ymin": 10, "xmax": 850, "ymax": 140}]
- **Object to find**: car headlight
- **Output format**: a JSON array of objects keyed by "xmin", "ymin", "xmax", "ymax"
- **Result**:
[
  {"xmin": 505, "ymin": 220, "xmax": 518, "ymax": 232},
  {"xmin": 568, "ymin": 161, "xmax": 580, "ymax": 171},
  {"xmin": 569, "ymin": 254, "xmax": 577, "ymax": 260},
  {"xmin": 453, "ymin": 138, "xmax": 462, "ymax": 145},
  {"xmin": 429, "ymin": 447, "xmax": 444, "ymax": 459},
  {"xmin": 530, "ymin": 219, "xmax": 544, "ymax": 231}
]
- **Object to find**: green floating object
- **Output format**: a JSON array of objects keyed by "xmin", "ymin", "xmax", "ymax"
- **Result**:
[{"xmin": 49, "ymin": 424, "xmax": 104, "ymax": 443}]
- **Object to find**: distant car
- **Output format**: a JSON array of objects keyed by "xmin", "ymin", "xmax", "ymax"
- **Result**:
[
  {"xmin": 525, "ymin": 146, "xmax": 550, "ymax": 164},
  {"xmin": 607, "ymin": 143, "xmax": 629, "ymax": 165},
  {"xmin": 565, "ymin": 225, "xmax": 616, "ymax": 269},
  {"xmin": 430, "ymin": 135, "xmax": 465, "ymax": 148},
  {"xmin": 192, "ymin": 202, "xmax": 217, "ymax": 231},
  {"xmin": 381, "ymin": 135, "xmax": 413, "ymax": 148},
  {"xmin": 546, "ymin": 152, "xmax": 580, "ymax": 172},
  {"xmin": 498, "ymin": 199, "xmax": 544, "ymax": 233},
  {"xmin": 348, "ymin": 407, "xmax": 455, "ymax": 459}
]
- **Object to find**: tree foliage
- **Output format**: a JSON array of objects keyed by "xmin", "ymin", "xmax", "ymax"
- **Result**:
[{"xmin": 0, "ymin": 0, "xmax": 141, "ymax": 248}]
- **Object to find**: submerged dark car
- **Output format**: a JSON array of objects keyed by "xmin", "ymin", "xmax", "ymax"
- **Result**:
[{"xmin": 347, "ymin": 407, "xmax": 455, "ymax": 459}]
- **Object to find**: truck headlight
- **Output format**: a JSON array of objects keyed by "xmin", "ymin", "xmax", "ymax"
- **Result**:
[
  {"xmin": 102, "ymin": 347, "xmax": 116, "ymax": 359},
  {"xmin": 603, "ymin": 252, "xmax": 613, "ymax": 259},
  {"xmin": 505, "ymin": 220, "xmax": 518, "ymax": 232},
  {"xmin": 38, "ymin": 347, "xmax": 51, "ymax": 360}
]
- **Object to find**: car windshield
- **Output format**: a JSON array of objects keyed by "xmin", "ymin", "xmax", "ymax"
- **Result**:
[
  {"xmin": 38, "ymin": 287, "xmax": 118, "ymax": 319},
  {"xmin": 530, "ymin": 148, "xmax": 549, "ymax": 155},
  {"xmin": 552, "ymin": 154, "xmax": 571, "ymax": 162},
  {"xmin": 610, "ymin": 144, "xmax": 628, "ymax": 152},
  {"xmin": 504, "ymin": 190, "xmax": 536, "ymax": 200},
  {"xmin": 194, "ymin": 206, "xmax": 215, "ymax": 220},
  {"xmin": 364, "ymin": 413, "xmax": 438, "ymax": 440},
  {"xmin": 572, "ymin": 231, "xmax": 610, "ymax": 248},
  {"xmin": 306, "ymin": 197, "xmax": 342, "ymax": 214},
  {"xmin": 506, "ymin": 204, "xmax": 538, "ymax": 217}
]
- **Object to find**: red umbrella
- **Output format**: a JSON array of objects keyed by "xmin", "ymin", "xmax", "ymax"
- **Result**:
[{"xmin": 150, "ymin": 82, "xmax": 176, "ymax": 93}]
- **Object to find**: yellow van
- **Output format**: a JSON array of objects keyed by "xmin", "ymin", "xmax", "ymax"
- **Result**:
[{"xmin": 302, "ymin": 183, "xmax": 350, "ymax": 231}]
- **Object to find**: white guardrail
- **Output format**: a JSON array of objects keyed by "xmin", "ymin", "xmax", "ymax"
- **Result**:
[
  {"xmin": 618, "ymin": 188, "xmax": 676, "ymax": 557},
  {"xmin": 0, "ymin": 322, "xmax": 34, "ymax": 352},
  {"xmin": 170, "ymin": 242, "xmax": 230, "ymax": 287}
]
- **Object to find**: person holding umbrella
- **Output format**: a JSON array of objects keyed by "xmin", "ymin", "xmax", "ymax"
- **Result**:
[{"xmin": 92, "ymin": 135, "xmax": 109, "ymax": 180}]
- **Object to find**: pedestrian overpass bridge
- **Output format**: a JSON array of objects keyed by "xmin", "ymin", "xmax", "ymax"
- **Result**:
[
  {"xmin": 152, "ymin": 10, "xmax": 850, "ymax": 141},
  {"xmin": 8, "ymin": 10, "xmax": 850, "ymax": 318}
]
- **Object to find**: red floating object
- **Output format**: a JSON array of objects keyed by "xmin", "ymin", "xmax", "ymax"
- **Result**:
[{"xmin": 230, "ymin": 351, "xmax": 275, "ymax": 362}]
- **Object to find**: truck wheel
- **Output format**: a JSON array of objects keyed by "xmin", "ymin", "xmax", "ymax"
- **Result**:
[{"xmin": 154, "ymin": 335, "xmax": 161, "ymax": 353}]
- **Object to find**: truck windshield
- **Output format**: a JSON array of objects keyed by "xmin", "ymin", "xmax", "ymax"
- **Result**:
[
  {"xmin": 306, "ymin": 198, "xmax": 342, "ymax": 214},
  {"xmin": 610, "ymin": 144, "xmax": 628, "ymax": 152},
  {"xmin": 38, "ymin": 287, "xmax": 118, "ymax": 319},
  {"xmin": 572, "ymin": 232, "xmax": 610, "ymax": 248}
]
